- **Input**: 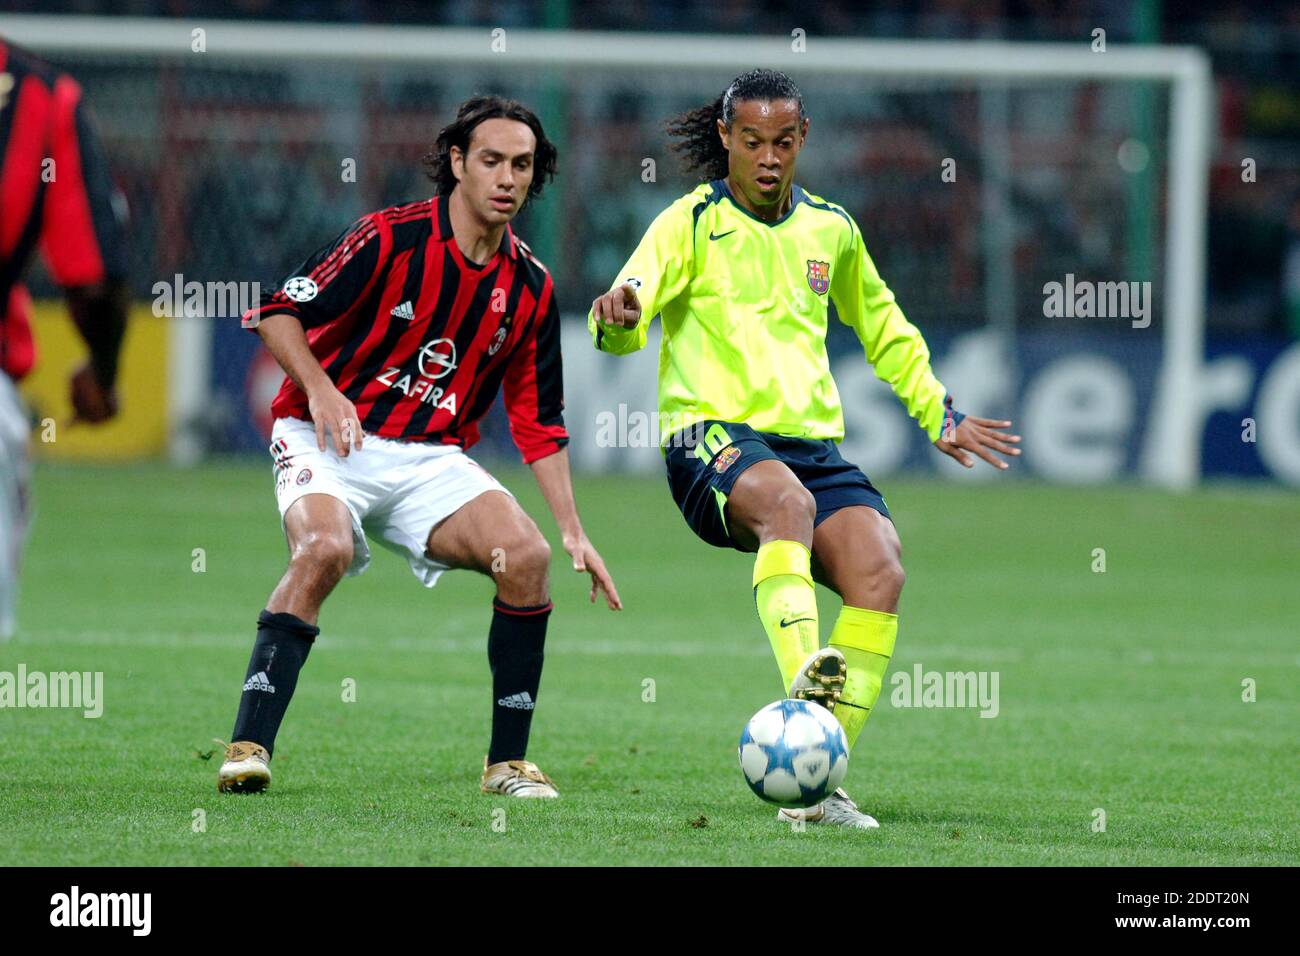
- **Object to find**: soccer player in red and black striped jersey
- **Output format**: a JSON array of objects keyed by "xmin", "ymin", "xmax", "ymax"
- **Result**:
[
  {"xmin": 218, "ymin": 95, "xmax": 620, "ymax": 799},
  {"xmin": 0, "ymin": 36, "xmax": 129, "ymax": 640}
]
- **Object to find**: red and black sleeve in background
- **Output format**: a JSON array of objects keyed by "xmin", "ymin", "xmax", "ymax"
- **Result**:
[
  {"xmin": 241, "ymin": 214, "xmax": 386, "ymax": 331},
  {"xmin": 503, "ymin": 277, "xmax": 568, "ymax": 464},
  {"xmin": 1, "ymin": 41, "xmax": 127, "ymax": 292},
  {"xmin": 0, "ymin": 39, "xmax": 128, "ymax": 379},
  {"xmin": 40, "ymin": 76, "xmax": 128, "ymax": 289}
]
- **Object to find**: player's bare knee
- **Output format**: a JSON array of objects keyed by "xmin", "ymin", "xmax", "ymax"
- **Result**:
[
  {"xmin": 879, "ymin": 558, "xmax": 906, "ymax": 602},
  {"xmin": 291, "ymin": 531, "xmax": 352, "ymax": 583},
  {"xmin": 772, "ymin": 483, "xmax": 816, "ymax": 531},
  {"xmin": 494, "ymin": 530, "xmax": 550, "ymax": 603},
  {"xmin": 857, "ymin": 555, "xmax": 904, "ymax": 608},
  {"xmin": 514, "ymin": 533, "xmax": 551, "ymax": 580}
]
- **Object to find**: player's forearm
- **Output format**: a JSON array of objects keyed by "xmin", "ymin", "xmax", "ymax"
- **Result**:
[
  {"xmin": 255, "ymin": 311, "xmax": 334, "ymax": 398},
  {"xmin": 529, "ymin": 446, "xmax": 584, "ymax": 541},
  {"xmin": 886, "ymin": 357, "xmax": 949, "ymax": 442},
  {"xmin": 65, "ymin": 281, "xmax": 128, "ymax": 390},
  {"xmin": 855, "ymin": 301, "xmax": 950, "ymax": 440}
]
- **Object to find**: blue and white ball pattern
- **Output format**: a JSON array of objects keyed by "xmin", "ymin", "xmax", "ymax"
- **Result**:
[{"xmin": 738, "ymin": 699, "xmax": 848, "ymax": 807}]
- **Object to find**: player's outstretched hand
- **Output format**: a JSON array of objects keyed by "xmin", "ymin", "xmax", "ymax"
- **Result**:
[
  {"xmin": 934, "ymin": 416, "xmax": 1021, "ymax": 470},
  {"xmin": 69, "ymin": 362, "xmax": 118, "ymax": 424},
  {"xmin": 307, "ymin": 383, "xmax": 364, "ymax": 457},
  {"xmin": 564, "ymin": 532, "xmax": 622, "ymax": 610},
  {"xmin": 591, "ymin": 282, "xmax": 642, "ymax": 329}
]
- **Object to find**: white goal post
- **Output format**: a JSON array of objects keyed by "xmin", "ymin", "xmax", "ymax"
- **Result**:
[{"xmin": 5, "ymin": 16, "xmax": 1212, "ymax": 487}]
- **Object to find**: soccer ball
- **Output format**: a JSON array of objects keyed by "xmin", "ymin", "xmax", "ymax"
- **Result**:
[{"xmin": 738, "ymin": 698, "xmax": 848, "ymax": 808}]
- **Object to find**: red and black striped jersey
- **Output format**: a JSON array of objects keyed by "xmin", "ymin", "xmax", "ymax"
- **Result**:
[
  {"xmin": 242, "ymin": 195, "xmax": 568, "ymax": 464},
  {"xmin": 0, "ymin": 36, "xmax": 127, "ymax": 379}
]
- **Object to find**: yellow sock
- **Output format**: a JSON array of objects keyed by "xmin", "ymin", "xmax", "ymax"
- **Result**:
[
  {"xmin": 752, "ymin": 540, "xmax": 819, "ymax": 690},
  {"xmin": 828, "ymin": 605, "xmax": 897, "ymax": 749}
]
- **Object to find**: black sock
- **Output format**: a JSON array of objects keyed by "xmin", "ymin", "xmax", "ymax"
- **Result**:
[
  {"xmin": 486, "ymin": 598, "xmax": 551, "ymax": 764},
  {"xmin": 230, "ymin": 610, "xmax": 318, "ymax": 757}
]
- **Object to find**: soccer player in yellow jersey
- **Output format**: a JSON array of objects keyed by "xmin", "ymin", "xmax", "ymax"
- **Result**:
[{"xmin": 590, "ymin": 70, "xmax": 1020, "ymax": 829}]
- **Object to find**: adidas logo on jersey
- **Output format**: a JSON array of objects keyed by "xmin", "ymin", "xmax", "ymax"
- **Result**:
[
  {"xmin": 243, "ymin": 672, "xmax": 276, "ymax": 694},
  {"xmin": 390, "ymin": 300, "xmax": 415, "ymax": 320},
  {"xmin": 497, "ymin": 691, "xmax": 534, "ymax": 710}
]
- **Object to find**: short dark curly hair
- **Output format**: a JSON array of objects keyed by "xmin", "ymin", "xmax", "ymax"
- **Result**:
[{"xmin": 423, "ymin": 95, "xmax": 558, "ymax": 200}]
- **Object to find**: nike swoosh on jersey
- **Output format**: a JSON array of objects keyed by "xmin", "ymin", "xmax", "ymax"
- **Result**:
[
  {"xmin": 779, "ymin": 616, "xmax": 815, "ymax": 628},
  {"xmin": 708, "ymin": 229, "xmax": 737, "ymax": 241}
]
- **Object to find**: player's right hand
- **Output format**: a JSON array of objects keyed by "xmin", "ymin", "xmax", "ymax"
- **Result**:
[
  {"xmin": 591, "ymin": 282, "xmax": 642, "ymax": 329},
  {"xmin": 307, "ymin": 384, "xmax": 363, "ymax": 457}
]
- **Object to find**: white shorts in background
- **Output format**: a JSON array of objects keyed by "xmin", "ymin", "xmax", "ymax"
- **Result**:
[
  {"xmin": 0, "ymin": 372, "xmax": 31, "ymax": 640},
  {"xmin": 269, "ymin": 417, "xmax": 510, "ymax": 587}
]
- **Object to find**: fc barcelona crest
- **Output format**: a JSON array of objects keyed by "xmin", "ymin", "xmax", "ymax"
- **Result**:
[
  {"xmin": 713, "ymin": 446, "xmax": 741, "ymax": 474},
  {"xmin": 806, "ymin": 260, "xmax": 830, "ymax": 295}
]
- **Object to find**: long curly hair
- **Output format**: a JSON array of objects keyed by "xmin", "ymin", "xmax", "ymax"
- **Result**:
[
  {"xmin": 423, "ymin": 95, "xmax": 558, "ymax": 199},
  {"xmin": 667, "ymin": 69, "xmax": 806, "ymax": 182}
]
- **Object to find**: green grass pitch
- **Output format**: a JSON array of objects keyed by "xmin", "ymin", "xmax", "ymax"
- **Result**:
[{"xmin": 1, "ymin": 461, "xmax": 1296, "ymax": 866}]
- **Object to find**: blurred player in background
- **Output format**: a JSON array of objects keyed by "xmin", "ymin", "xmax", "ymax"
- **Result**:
[
  {"xmin": 220, "ymin": 95, "xmax": 620, "ymax": 798},
  {"xmin": 591, "ymin": 69, "xmax": 1018, "ymax": 828},
  {"xmin": 0, "ymin": 36, "xmax": 129, "ymax": 640}
]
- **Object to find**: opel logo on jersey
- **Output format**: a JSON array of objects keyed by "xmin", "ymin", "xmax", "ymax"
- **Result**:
[
  {"xmin": 282, "ymin": 276, "xmax": 319, "ymax": 302},
  {"xmin": 417, "ymin": 338, "xmax": 458, "ymax": 379}
]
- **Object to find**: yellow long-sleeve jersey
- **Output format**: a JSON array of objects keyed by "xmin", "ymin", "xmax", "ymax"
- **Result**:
[{"xmin": 590, "ymin": 179, "xmax": 953, "ymax": 445}]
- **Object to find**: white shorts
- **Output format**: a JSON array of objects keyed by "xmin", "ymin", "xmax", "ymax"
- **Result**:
[
  {"xmin": 269, "ymin": 417, "xmax": 510, "ymax": 587},
  {"xmin": 0, "ymin": 372, "xmax": 31, "ymax": 639}
]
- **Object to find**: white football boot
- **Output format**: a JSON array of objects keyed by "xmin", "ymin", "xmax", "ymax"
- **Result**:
[
  {"xmin": 788, "ymin": 647, "xmax": 846, "ymax": 709},
  {"xmin": 783, "ymin": 649, "xmax": 879, "ymax": 829},
  {"xmin": 217, "ymin": 740, "xmax": 271, "ymax": 794},
  {"xmin": 778, "ymin": 788, "xmax": 880, "ymax": 829},
  {"xmin": 480, "ymin": 758, "xmax": 559, "ymax": 798}
]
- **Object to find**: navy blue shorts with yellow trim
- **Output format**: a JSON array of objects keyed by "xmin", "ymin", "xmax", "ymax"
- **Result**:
[{"xmin": 664, "ymin": 420, "xmax": 891, "ymax": 551}]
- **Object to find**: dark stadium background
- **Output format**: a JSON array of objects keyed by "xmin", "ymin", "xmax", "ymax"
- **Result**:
[{"xmin": 7, "ymin": 0, "xmax": 1299, "ymax": 478}]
